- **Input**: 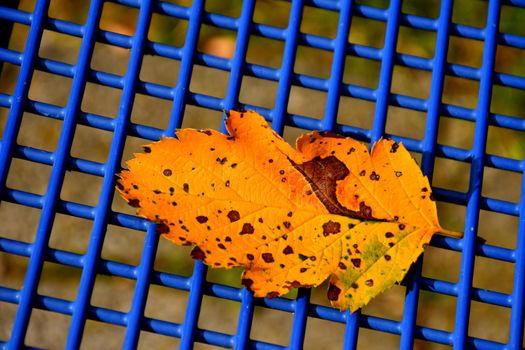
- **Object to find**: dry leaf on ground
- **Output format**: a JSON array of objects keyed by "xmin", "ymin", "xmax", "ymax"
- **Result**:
[{"xmin": 117, "ymin": 110, "xmax": 461, "ymax": 311}]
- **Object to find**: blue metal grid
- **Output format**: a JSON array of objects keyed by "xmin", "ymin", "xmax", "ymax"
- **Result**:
[{"xmin": 0, "ymin": 0, "xmax": 524, "ymax": 349}]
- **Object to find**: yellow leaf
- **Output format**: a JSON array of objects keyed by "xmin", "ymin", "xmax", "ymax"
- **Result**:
[{"xmin": 117, "ymin": 110, "xmax": 461, "ymax": 311}]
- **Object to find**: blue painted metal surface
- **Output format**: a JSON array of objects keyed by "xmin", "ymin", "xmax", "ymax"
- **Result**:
[{"xmin": 0, "ymin": 0, "xmax": 524, "ymax": 349}]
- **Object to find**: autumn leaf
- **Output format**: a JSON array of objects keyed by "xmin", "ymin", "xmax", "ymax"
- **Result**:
[{"xmin": 117, "ymin": 110, "xmax": 461, "ymax": 312}]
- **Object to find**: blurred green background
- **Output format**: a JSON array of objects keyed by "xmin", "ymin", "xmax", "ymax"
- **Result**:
[{"xmin": 0, "ymin": 0, "xmax": 524, "ymax": 348}]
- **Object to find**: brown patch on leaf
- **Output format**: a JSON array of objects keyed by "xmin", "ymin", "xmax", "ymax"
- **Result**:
[
  {"xmin": 262, "ymin": 253, "xmax": 274, "ymax": 263},
  {"xmin": 240, "ymin": 223, "xmax": 255, "ymax": 235},
  {"xmin": 322, "ymin": 220, "xmax": 341, "ymax": 236},
  {"xmin": 196, "ymin": 216, "xmax": 208, "ymax": 224},
  {"xmin": 242, "ymin": 278, "xmax": 254, "ymax": 289},
  {"xmin": 128, "ymin": 198, "xmax": 140, "ymax": 208},
  {"xmin": 327, "ymin": 284, "xmax": 341, "ymax": 301},
  {"xmin": 191, "ymin": 246, "xmax": 206, "ymax": 260},
  {"xmin": 283, "ymin": 245, "xmax": 294, "ymax": 255},
  {"xmin": 227, "ymin": 210, "xmax": 240, "ymax": 222},
  {"xmin": 156, "ymin": 223, "xmax": 170, "ymax": 234}
]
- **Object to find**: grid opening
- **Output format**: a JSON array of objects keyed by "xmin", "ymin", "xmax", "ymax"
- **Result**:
[{"xmin": 90, "ymin": 42, "xmax": 131, "ymax": 77}]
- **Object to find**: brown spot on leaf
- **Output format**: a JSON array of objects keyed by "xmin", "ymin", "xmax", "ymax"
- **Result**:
[
  {"xmin": 153, "ymin": 189, "xmax": 162, "ymax": 194},
  {"xmin": 390, "ymin": 142, "xmax": 399, "ymax": 153},
  {"xmin": 347, "ymin": 147, "xmax": 356, "ymax": 155},
  {"xmin": 399, "ymin": 223, "xmax": 406, "ymax": 230},
  {"xmin": 369, "ymin": 171, "xmax": 380, "ymax": 181},
  {"xmin": 385, "ymin": 255, "xmax": 391, "ymax": 261},
  {"xmin": 385, "ymin": 232, "xmax": 394, "ymax": 238},
  {"xmin": 242, "ymin": 278, "xmax": 253, "ymax": 289},
  {"xmin": 338, "ymin": 262, "xmax": 347, "ymax": 270},
  {"xmin": 191, "ymin": 246, "xmax": 206, "ymax": 260},
  {"xmin": 293, "ymin": 156, "xmax": 366, "ymax": 218},
  {"xmin": 227, "ymin": 210, "xmax": 240, "ymax": 222},
  {"xmin": 283, "ymin": 221, "xmax": 291, "ymax": 229},
  {"xmin": 422, "ymin": 187, "xmax": 428, "ymax": 192},
  {"xmin": 196, "ymin": 216, "xmax": 208, "ymax": 224},
  {"xmin": 298, "ymin": 254, "xmax": 308, "ymax": 261},
  {"xmin": 267, "ymin": 291, "xmax": 279, "ymax": 298},
  {"xmin": 183, "ymin": 183, "xmax": 189, "ymax": 193},
  {"xmin": 128, "ymin": 198, "xmax": 140, "ymax": 208},
  {"xmin": 322, "ymin": 220, "xmax": 341, "ymax": 236},
  {"xmin": 262, "ymin": 253, "xmax": 274, "ymax": 263},
  {"xmin": 156, "ymin": 223, "xmax": 170, "ymax": 234},
  {"xmin": 395, "ymin": 171, "xmax": 402, "ymax": 177},
  {"xmin": 240, "ymin": 223, "xmax": 255, "ymax": 235},
  {"xmin": 217, "ymin": 243, "xmax": 226, "ymax": 250},
  {"xmin": 365, "ymin": 279, "xmax": 374, "ymax": 287},
  {"xmin": 258, "ymin": 217, "xmax": 264, "ymax": 223},
  {"xmin": 359, "ymin": 170, "xmax": 366, "ymax": 176},
  {"xmin": 283, "ymin": 245, "xmax": 294, "ymax": 255},
  {"xmin": 351, "ymin": 258, "xmax": 361, "ymax": 268},
  {"xmin": 225, "ymin": 180, "xmax": 230, "ymax": 187},
  {"xmin": 163, "ymin": 168, "xmax": 172, "ymax": 176},
  {"xmin": 246, "ymin": 253, "xmax": 254, "ymax": 261},
  {"xmin": 327, "ymin": 284, "xmax": 342, "ymax": 301},
  {"xmin": 359, "ymin": 202, "xmax": 373, "ymax": 219},
  {"xmin": 300, "ymin": 267, "xmax": 307, "ymax": 273},
  {"xmin": 143, "ymin": 146, "xmax": 151, "ymax": 153},
  {"xmin": 287, "ymin": 211, "xmax": 293, "ymax": 217}
]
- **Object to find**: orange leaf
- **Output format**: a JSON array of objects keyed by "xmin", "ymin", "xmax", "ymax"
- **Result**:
[{"xmin": 117, "ymin": 110, "xmax": 461, "ymax": 311}]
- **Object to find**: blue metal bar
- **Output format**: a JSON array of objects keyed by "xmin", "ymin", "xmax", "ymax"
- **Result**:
[
  {"xmin": 218, "ymin": 0, "xmax": 256, "ymax": 347},
  {"xmin": 370, "ymin": 0, "xmax": 401, "ymax": 142},
  {"xmin": 0, "ymin": 0, "xmax": 48, "ymax": 205},
  {"xmin": 508, "ymin": 173, "xmax": 525, "ymax": 346},
  {"xmin": 322, "ymin": 0, "xmax": 353, "ymax": 130},
  {"xmin": 271, "ymin": 0, "xmax": 303, "ymax": 134},
  {"xmin": 8, "ymin": 0, "xmax": 86, "ymax": 347},
  {"xmin": 3, "ymin": 1, "xmax": 525, "ymax": 56},
  {"xmin": 288, "ymin": 288, "xmax": 310, "ymax": 349},
  {"xmin": 3, "ymin": 40, "xmax": 525, "ymax": 132},
  {"xmin": 66, "ymin": 1, "xmax": 153, "ymax": 348},
  {"xmin": 165, "ymin": 0, "xmax": 203, "ymax": 135},
  {"xmin": 453, "ymin": 1, "xmax": 501, "ymax": 348},
  {"xmin": 123, "ymin": 224, "xmax": 160, "ymax": 348},
  {"xmin": 221, "ymin": 0, "xmax": 254, "ymax": 113},
  {"xmin": 343, "ymin": 311, "xmax": 360, "ymax": 350},
  {"xmin": 172, "ymin": 1, "xmax": 206, "ymax": 348},
  {"xmin": 0, "ymin": 0, "xmax": 19, "ymax": 74},
  {"xmin": 1, "ymin": 234, "xmax": 515, "ymax": 311},
  {"xmin": 0, "ymin": 280, "xmax": 511, "ymax": 349},
  {"xmin": 399, "ymin": 1, "xmax": 453, "ymax": 349}
]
